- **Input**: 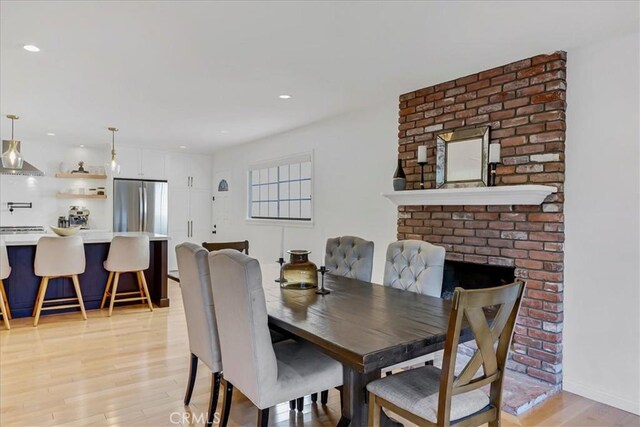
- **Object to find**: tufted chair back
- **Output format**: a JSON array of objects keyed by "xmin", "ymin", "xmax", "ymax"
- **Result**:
[
  {"xmin": 176, "ymin": 242, "xmax": 222, "ymax": 373},
  {"xmin": 383, "ymin": 240, "xmax": 445, "ymax": 296},
  {"xmin": 324, "ymin": 236, "xmax": 374, "ymax": 282}
]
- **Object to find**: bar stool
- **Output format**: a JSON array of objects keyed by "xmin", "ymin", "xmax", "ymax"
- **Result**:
[
  {"xmin": 100, "ymin": 235, "xmax": 153, "ymax": 316},
  {"xmin": 33, "ymin": 236, "xmax": 87, "ymax": 326},
  {"xmin": 0, "ymin": 244, "xmax": 12, "ymax": 329}
]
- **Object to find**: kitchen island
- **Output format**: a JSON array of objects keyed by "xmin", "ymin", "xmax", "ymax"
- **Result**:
[{"xmin": 2, "ymin": 231, "xmax": 169, "ymax": 319}]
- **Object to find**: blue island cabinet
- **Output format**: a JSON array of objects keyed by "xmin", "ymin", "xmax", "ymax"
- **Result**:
[{"xmin": 4, "ymin": 239, "xmax": 169, "ymax": 319}]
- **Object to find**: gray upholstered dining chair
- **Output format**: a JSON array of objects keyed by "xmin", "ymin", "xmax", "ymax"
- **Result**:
[
  {"xmin": 383, "ymin": 240, "xmax": 446, "ymax": 296},
  {"xmin": 208, "ymin": 249, "xmax": 343, "ymax": 427},
  {"xmin": 311, "ymin": 235, "xmax": 374, "ymax": 406},
  {"xmin": 382, "ymin": 240, "xmax": 446, "ymax": 371},
  {"xmin": 324, "ymin": 235, "xmax": 374, "ymax": 282},
  {"xmin": 367, "ymin": 280, "xmax": 526, "ymax": 427},
  {"xmin": 175, "ymin": 243, "xmax": 222, "ymax": 426}
]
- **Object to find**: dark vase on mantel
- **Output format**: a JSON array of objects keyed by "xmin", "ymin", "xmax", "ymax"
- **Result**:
[{"xmin": 393, "ymin": 158, "xmax": 406, "ymax": 191}]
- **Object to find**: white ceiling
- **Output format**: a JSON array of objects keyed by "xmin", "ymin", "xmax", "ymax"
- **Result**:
[{"xmin": 1, "ymin": 1, "xmax": 638, "ymax": 153}]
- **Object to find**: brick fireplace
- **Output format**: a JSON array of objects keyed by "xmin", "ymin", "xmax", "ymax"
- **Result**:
[{"xmin": 396, "ymin": 52, "xmax": 566, "ymax": 386}]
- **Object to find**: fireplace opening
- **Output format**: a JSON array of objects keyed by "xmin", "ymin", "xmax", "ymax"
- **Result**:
[{"xmin": 441, "ymin": 260, "xmax": 516, "ymax": 300}]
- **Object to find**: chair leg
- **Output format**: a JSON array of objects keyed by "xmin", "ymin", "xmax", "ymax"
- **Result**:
[
  {"xmin": 108, "ymin": 272, "xmax": 120, "ymax": 317},
  {"xmin": 368, "ymin": 392, "xmax": 381, "ymax": 427},
  {"xmin": 320, "ymin": 390, "xmax": 328, "ymax": 405},
  {"xmin": 71, "ymin": 275, "xmax": 87, "ymax": 320},
  {"xmin": 0, "ymin": 281, "xmax": 10, "ymax": 330},
  {"xmin": 296, "ymin": 397, "xmax": 303, "ymax": 412},
  {"xmin": 184, "ymin": 353, "xmax": 198, "ymax": 405},
  {"xmin": 289, "ymin": 400, "xmax": 295, "ymax": 410},
  {"xmin": 257, "ymin": 408, "xmax": 269, "ymax": 427},
  {"xmin": 33, "ymin": 277, "xmax": 49, "ymax": 326},
  {"xmin": 220, "ymin": 380, "xmax": 233, "ymax": 427},
  {"xmin": 100, "ymin": 271, "xmax": 114, "ymax": 309},
  {"xmin": 311, "ymin": 392, "xmax": 317, "ymax": 403},
  {"xmin": 32, "ymin": 277, "xmax": 47, "ymax": 317},
  {"xmin": 137, "ymin": 271, "xmax": 154, "ymax": 312},
  {"xmin": 0, "ymin": 280, "xmax": 11, "ymax": 320},
  {"xmin": 208, "ymin": 372, "xmax": 221, "ymax": 426}
]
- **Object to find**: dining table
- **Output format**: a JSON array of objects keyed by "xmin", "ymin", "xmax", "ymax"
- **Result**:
[{"xmin": 263, "ymin": 264, "xmax": 471, "ymax": 427}]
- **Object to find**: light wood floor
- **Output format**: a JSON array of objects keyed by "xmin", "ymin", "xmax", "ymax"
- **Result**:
[{"xmin": 1, "ymin": 281, "xmax": 638, "ymax": 427}]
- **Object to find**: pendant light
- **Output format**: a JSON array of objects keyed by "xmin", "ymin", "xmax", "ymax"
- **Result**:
[
  {"xmin": 2, "ymin": 115, "xmax": 24, "ymax": 169},
  {"xmin": 108, "ymin": 127, "xmax": 120, "ymax": 175}
]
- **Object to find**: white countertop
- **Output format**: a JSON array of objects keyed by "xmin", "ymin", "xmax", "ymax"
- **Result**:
[{"xmin": 1, "ymin": 231, "xmax": 169, "ymax": 246}]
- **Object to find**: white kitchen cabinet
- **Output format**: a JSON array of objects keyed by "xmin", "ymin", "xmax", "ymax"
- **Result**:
[
  {"xmin": 116, "ymin": 147, "xmax": 166, "ymax": 179},
  {"xmin": 165, "ymin": 152, "xmax": 213, "ymax": 270},
  {"xmin": 115, "ymin": 146, "xmax": 141, "ymax": 179},
  {"xmin": 140, "ymin": 149, "xmax": 166, "ymax": 179},
  {"xmin": 190, "ymin": 156, "xmax": 212, "ymax": 190}
]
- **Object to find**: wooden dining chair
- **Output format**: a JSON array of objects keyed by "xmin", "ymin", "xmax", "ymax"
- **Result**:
[
  {"xmin": 202, "ymin": 240, "xmax": 249, "ymax": 255},
  {"xmin": 367, "ymin": 280, "xmax": 526, "ymax": 427}
]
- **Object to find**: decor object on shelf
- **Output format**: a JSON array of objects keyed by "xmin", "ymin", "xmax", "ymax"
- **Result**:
[
  {"xmin": 393, "ymin": 158, "xmax": 406, "ymax": 191},
  {"xmin": 417, "ymin": 145, "xmax": 427, "ymax": 189},
  {"xmin": 382, "ymin": 184, "xmax": 557, "ymax": 206},
  {"xmin": 71, "ymin": 161, "xmax": 89, "ymax": 174},
  {"xmin": 1, "ymin": 115, "xmax": 23, "ymax": 169},
  {"xmin": 49, "ymin": 225, "xmax": 81, "ymax": 237},
  {"xmin": 281, "ymin": 250, "xmax": 318, "ymax": 289},
  {"xmin": 488, "ymin": 143, "xmax": 501, "ymax": 187},
  {"xmin": 436, "ymin": 126, "xmax": 489, "ymax": 189},
  {"xmin": 108, "ymin": 127, "xmax": 120, "ymax": 175}
]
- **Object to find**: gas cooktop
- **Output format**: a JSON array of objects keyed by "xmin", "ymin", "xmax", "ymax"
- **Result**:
[{"xmin": 0, "ymin": 226, "xmax": 46, "ymax": 235}]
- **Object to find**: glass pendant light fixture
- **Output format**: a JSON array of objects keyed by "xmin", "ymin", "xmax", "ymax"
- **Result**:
[
  {"xmin": 108, "ymin": 127, "xmax": 120, "ymax": 175},
  {"xmin": 2, "ymin": 115, "xmax": 24, "ymax": 169}
]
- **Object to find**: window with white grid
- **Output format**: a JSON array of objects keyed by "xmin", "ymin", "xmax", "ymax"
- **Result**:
[{"xmin": 249, "ymin": 154, "xmax": 312, "ymax": 221}]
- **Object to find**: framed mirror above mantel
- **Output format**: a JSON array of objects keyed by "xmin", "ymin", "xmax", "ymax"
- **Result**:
[{"xmin": 436, "ymin": 126, "xmax": 490, "ymax": 188}]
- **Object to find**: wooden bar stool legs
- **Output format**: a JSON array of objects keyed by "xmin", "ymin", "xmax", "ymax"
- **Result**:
[
  {"xmin": 0, "ymin": 279, "xmax": 10, "ymax": 329},
  {"xmin": 100, "ymin": 270, "xmax": 153, "ymax": 316},
  {"xmin": 33, "ymin": 275, "xmax": 87, "ymax": 326}
]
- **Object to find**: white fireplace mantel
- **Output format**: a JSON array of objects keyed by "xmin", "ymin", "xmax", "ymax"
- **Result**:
[{"xmin": 381, "ymin": 185, "xmax": 557, "ymax": 206}]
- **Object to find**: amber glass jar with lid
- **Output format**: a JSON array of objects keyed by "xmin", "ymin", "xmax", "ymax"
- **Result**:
[{"xmin": 281, "ymin": 250, "xmax": 318, "ymax": 289}]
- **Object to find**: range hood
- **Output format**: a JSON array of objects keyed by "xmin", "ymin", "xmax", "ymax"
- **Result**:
[{"xmin": 0, "ymin": 140, "xmax": 44, "ymax": 176}]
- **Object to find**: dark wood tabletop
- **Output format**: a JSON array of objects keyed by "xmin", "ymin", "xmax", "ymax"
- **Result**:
[{"xmin": 262, "ymin": 264, "xmax": 462, "ymax": 426}]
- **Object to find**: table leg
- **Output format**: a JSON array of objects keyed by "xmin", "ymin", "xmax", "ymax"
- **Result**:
[{"xmin": 337, "ymin": 366, "xmax": 403, "ymax": 427}]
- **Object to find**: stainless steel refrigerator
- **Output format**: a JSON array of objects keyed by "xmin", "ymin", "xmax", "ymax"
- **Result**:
[{"xmin": 113, "ymin": 179, "xmax": 168, "ymax": 234}]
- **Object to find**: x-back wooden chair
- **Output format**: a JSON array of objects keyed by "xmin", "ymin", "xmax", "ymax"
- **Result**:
[
  {"xmin": 368, "ymin": 280, "xmax": 526, "ymax": 427},
  {"xmin": 202, "ymin": 240, "xmax": 249, "ymax": 255}
]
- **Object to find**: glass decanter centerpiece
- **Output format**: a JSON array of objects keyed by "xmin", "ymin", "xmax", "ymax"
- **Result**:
[{"xmin": 281, "ymin": 250, "xmax": 318, "ymax": 289}]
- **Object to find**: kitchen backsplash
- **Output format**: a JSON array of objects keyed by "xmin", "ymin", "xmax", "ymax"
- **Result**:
[{"xmin": 0, "ymin": 140, "xmax": 112, "ymax": 230}]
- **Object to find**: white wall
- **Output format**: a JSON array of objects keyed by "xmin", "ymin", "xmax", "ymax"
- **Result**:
[
  {"xmin": 0, "ymin": 142, "xmax": 113, "ymax": 230},
  {"xmin": 211, "ymin": 105, "xmax": 398, "ymax": 283},
  {"xmin": 564, "ymin": 32, "xmax": 640, "ymax": 414}
]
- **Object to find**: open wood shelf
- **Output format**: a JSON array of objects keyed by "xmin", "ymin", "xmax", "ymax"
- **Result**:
[
  {"xmin": 55, "ymin": 173, "xmax": 107, "ymax": 180},
  {"xmin": 56, "ymin": 193, "xmax": 107, "ymax": 199},
  {"xmin": 382, "ymin": 185, "xmax": 557, "ymax": 206}
]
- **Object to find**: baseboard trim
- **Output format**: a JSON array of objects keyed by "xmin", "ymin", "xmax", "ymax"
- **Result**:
[{"xmin": 563, "ymin": 380, "xmax": 640, "ymax": 415}]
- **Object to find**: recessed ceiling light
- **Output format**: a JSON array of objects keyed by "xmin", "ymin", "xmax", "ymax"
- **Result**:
[
  {"xmin": 220, "ymin": 130, "xmax": 229, "ymax": 134},
  {"xmin": 23, "ymin": 45, "xmax": 40, "ymax": 52},
  {"xmin": 179, "ymin": 145, "xmax": 187, "ymax": 149},
  {"xmin": 278, "ymin": 95, "xmax": 292, "ymax": 99},
  {"xmin": 47, "ymin": 132, "xmax": 55, "ymax": 136},
  {"xmin": 79, "ymin": 144, "xmax": 85, "ymax": 148}
]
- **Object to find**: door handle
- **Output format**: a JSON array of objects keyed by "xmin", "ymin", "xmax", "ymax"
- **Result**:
[
  {"xmin": 138, "ymin": 186, "xmax": 144, "ymax": 232},
  {"xmin": 142, "ymin": 186, "xmax": 148, "ymax": 232}
]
